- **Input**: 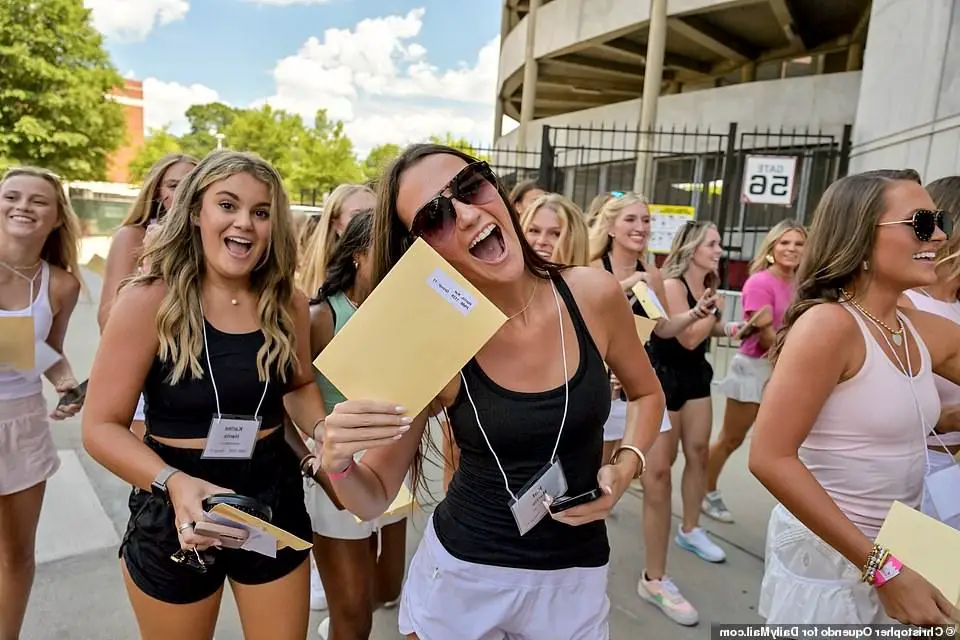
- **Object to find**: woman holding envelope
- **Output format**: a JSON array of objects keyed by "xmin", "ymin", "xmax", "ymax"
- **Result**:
[
  {"xmin": 304, "ymin": 211, "xmax": 408, "ymax": 640},
  {"xmin": 82, "ymin": 150, "xmax": 330, "ymax": 640},
  {"xmin": 750, "ymin": 169, "xmax": 960, "ymax": 625},
  {"xmin": 319, "ymin": 144, "xmax": 667, "ymax": 640},
  {"xmin": 899, "ymin": 176, "xmax": 960, "ymax": 531},
  {"xmin": 705, "ymin": 219, "xmax": 806, "ymax": 525},
  {"xmin": 98, "ymin": 153, "xmax": 197, "ymax": 441},
  {"xmin": 0, "ymin": 167, "xmax": 85, "ymax": 640}
]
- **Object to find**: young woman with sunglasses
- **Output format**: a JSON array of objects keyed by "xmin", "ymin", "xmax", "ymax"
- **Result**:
[
  {"xmin": 0, "ymin": 167, "xmax": 85, "ymax": 640},
  {"xmin": 898, "ymin": 177, "xmax": 960, "ymax": 531},
  {"xmin": 750, "ymin": 170, "xmax": 960, "ymax": 625},
  {"xmin": 82, "ymin": 151, "xmax": 328, "ymax": 640},
  {"xmin": 319, "ymin": 145, "xmax": 666, "ymax": 639}
]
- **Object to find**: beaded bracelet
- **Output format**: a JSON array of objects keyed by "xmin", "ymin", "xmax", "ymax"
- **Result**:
[{"xmin": 860, "ymin": 544, "xmax": 891, "ymax": 585}]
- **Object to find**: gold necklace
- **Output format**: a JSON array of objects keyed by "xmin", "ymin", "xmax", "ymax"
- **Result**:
[
  {"xmin": 507, "ymin": 279, "xmax": 540, "ymax": 321},
  {"xmin": 0, "ymin": 259, "xmax": 40, "ymax": 272},
  {"xmin": 840, "ymin": 288, "xmax": 904, "ymax": 346}
]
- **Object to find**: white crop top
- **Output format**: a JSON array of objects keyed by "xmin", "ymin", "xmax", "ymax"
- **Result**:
[{"xmin": 0, "ymin": 262, "xmax": 56, "ymax": 400}]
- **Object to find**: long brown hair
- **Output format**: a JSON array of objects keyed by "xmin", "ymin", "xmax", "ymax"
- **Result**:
[
  {"xmin": 769, "ymin": 169, "xmax": 922, "ymax": 363},
  {"xmin": 130, "ymin": 150, "xmax": 299, "ymax": 384},
  {"xmin": 371, "ymin": 143, "xmax": 563, "ymax": 501}
]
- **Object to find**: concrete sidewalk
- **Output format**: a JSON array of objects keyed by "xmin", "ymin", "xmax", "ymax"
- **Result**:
[{"xmin": 22, "ymin": 269, "xmax": 774, "ymax": 639}]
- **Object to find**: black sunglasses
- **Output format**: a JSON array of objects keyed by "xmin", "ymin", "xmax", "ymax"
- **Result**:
[
  {"xmin": 410, "ymin": 162, "xmax": 500, "ymax": 244},
  {"xmin": 877, "ymin": 209, "xmax": 952, "ymax": 242}
]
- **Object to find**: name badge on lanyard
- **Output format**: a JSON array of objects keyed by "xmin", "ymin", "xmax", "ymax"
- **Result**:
[
  {"xmin": 198, "ymin": 308, "xmax": 270, "ymax": 461},
  {"xmin": 509, "ymin": 457, "xmax": 568, "ymax": 536},
  {"xmin": 925, "ymin": 463, "xmax": 960, "ymax": 522}
]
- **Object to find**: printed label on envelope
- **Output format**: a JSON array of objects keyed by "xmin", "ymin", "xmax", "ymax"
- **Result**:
[{"xmin": 428, "ymin": 268, "xmax": 475, "ymax": 316}]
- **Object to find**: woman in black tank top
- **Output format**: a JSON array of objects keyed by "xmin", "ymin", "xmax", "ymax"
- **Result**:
[
  {"xmin": 82, "ymin": 151, "xmax": 329, "ymax": 640},
  {"xmin": 317, "ymin": 145, "xmax": 666, "ymax": 639}
]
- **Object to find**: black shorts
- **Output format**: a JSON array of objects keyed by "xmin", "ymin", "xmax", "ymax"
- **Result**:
[
  {"xmin": 652, "ymin": 358, "xmax": 714, "ymax": 413},
  {"xmin": 120, "ymin": 427, "xmax": 312, "ymax": 605}
]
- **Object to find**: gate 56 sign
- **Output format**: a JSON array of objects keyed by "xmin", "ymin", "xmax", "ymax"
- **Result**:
[{"xmin": 741, "ymin": 155, "xmax": 798, "ymax": 206}]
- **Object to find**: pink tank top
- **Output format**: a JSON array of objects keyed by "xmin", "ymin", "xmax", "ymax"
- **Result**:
[{"xmin": 798, "ymin": 304, "xmax": 939, "ymax": 539}]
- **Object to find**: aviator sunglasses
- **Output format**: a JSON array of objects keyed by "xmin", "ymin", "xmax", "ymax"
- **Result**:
[
  {"xmin": 410, "ymin": 161, "xmax": 501, "ymax": 244},
  {"xmin": 877, "ymin": 209, "xmax": 952, "ymax": 242}
]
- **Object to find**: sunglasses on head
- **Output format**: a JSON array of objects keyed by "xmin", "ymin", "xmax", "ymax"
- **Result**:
[
  {"xmin": 877, "ymin": 209, "xmax": 952, "ymax": 242},
  {"xmin": 410, "ymin": 162, "xmax": 500, "ymax": 244}
]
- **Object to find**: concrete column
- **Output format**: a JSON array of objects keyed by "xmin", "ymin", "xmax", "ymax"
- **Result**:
[
  {"xmin": 633, "ymin": 0, "xmax": 668, "ymax": 193},
  {"xmin": 846, "ymin": 42, "xmax": 863, "ymax": 71},
  {"xmin": 516, "ymin": 0, "xmax": 540, "ymax": 152},
  {"xmin": 494, "ymin": 98, "xmax": 504, "ymax": 141},
  {"xmin": 740, "ymin": 61, "xmax": 756, "ymax": 83}
]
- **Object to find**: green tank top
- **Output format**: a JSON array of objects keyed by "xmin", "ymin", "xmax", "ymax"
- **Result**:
[{"xmin": 314, "ymin": 292, "xmax": 356, "ymax": 414}]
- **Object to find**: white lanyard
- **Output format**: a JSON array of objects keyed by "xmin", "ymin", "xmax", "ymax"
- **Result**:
[
  {"xmin": 459, "ymin": 279, "xmax": 569, "ymax": 501},
  {"xmin": 1, "ymin": 262, "xmax": 39, "ymax": 313},
  {"xmin": 198, "ymin": 302, "xmax": 269, "ymax": 420}
]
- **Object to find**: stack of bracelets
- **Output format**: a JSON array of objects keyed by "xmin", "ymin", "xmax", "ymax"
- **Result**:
[{"xmin": 861, "ymin": 544, "xmax": 903, "ymax": 587}]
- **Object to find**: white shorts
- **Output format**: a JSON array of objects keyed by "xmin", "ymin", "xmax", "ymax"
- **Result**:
[
  {"xmin": 602, "ymin": 399, "xmax": 672, "ymax": 442},
  {"xmin": 759, "ymin": 504, "xmax": 895, "ymax": 624},
  {"xmin": 0, "ymin": 394, "xmax": 59, "ymax": 496},
  {"xmin": 921, "ymin": 449, "xmax": 960, "ymax": 531},
  {"xmin": 716, "ymin": 353, "xmax": 772, "ymax": 404},
  {"xmin": 133, "ymin": 393, "xmax": 146, "ymax": 423},
  {"xmin": 399, "ymin": 516, "xmax": 610, "ymax": 640},
  {"xmin": 305, "ymin": 477, "xmax": 407, "ymax": 540}
]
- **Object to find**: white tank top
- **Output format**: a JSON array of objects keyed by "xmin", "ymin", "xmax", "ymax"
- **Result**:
[
  {"xmin": 904, "ymin": 289, "xmax": 960, "ymax": 445},
  {"xmin": 0, "ymin": 262, "xmax": 55, "ymax": 400}
]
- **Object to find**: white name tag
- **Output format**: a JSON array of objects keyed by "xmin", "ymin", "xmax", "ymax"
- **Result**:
[
  {"xmin": 509, "ymin": 458, "xmax": 568, "ymax": 536},
  {"xmin": 925, "ymin": 463, "xmax": 960, "ymax": 522},
  {"xmin": 202, "ymin": 415, "xmax": 261, "ymax": 460}
]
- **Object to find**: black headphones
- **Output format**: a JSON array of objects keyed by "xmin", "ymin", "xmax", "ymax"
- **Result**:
[{"xmin": 202, "ymin": 494, "xmax": 272, "ymax": 523}]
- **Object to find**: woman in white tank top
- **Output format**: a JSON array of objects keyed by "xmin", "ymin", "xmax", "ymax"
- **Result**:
[
  {"xmin": 0, "ymin": 167, "xmax": 85, "ymax": 640},
  {"xmin": 749, "ymin": 169, "xmax": 960, "ymax": 627},
  {"xmin": 901, "ymin": 175, "xmax": 960, "ymax": 530}
]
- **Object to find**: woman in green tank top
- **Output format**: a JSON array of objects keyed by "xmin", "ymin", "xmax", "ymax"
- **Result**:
[{"xmin": 303, "ymin": 211, "xmax": 409, "ymax": 639}]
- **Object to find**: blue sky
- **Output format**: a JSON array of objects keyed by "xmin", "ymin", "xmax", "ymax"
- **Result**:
[{"xmin": 85, "ymin": 0, "xmax": 507, "ymax": 153}]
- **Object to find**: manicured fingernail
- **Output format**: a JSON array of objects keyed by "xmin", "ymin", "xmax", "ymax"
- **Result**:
[
  {"xmin": 398, "ymin": 425, "xmax": 411, "ymax": 433},
  {"xmin": 401, "ymin": 416, "xmax": 413, "ymax": 424},
  {"xmin": 395, "ymin": 406, "xmax": 406, "ymax": 414},
  {"xmin": 393, "ymin": 433, "xmax": 404, "ymax": 440},
  {"xmin": 602, "ymin": 485, "xmax": 612, "ymax": 494}
]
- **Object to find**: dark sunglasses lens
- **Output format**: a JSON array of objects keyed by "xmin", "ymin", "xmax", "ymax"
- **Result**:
[
  {"xmin": 414, "ymin": 199, "xmax": 456, "ymax": 243},
  {"xmin": 913, "ymin": 210, "xmax": 937, "ymax": 241},
  {"xmin": 938, "ymin": 211, "xmax": 953, "ymax": 238},
  {"xmin": 455, "ymin": 166, "xmax": 498, "ymax": 206}
]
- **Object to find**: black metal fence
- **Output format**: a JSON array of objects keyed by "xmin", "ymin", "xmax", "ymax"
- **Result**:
[{"xmin": 475, "ymin": 121, "xmax": 852, "ymax": 288}]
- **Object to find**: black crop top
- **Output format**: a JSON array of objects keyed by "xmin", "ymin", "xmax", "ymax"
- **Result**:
[
  {"xmin": 432, "ymin": 274, "xmax": 612, "ymax": 571},
  {"xmin": 600, "ymin": 253, "xmax": 648, "ymax": 318},
  {"xmin": 143, "ymin": 320, "xmax": 289, "ymax": 439},
  {"xmin": 648, "ymin": 278, "xmax": 709, "ymax": 366}
]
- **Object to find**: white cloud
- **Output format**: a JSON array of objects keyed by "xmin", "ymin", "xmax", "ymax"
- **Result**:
[
  {"xmin": 259, "ymin": 7, "xmax": 500, "ymax": 155},
  {"xmin": 142, "ymin": 78, "xmax": 221, "ymax": 134},
  {"xmin": 84, "ymin": 0, "xmax": 189, "ymax": 42}
]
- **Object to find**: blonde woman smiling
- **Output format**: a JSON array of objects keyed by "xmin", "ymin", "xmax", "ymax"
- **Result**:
[
  {"xmin": 521, "ymin": 193, "xmax": 590, "ymax": 266},
  {"xmin": 298, "ymin": 183, "xmax": 375, "ymax": 296},
  {"xmin": 0, "ymin": 166, "xmax": 85, "ymax": 640},
  {"xmin": 82, "ymin": 150, "xmax": 328, "ymax": 640}
]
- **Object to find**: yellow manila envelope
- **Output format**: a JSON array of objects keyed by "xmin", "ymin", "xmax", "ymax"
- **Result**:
[
  {"xmin": 209, "ymin": 503, "xmax": 312, "ymax": 551},
  {"xmin": 354, "ymin": 483, "xmax": 416, "ymax": 524},
  {"xmin": 876, "ymin": 500, "xmax": 960, "ymax": 607},
  {"xmin": 0, "ymin": 316, "xmax": 35, "ymax": 371},
  {"xmin": 313, "ymin": 238, "xmax": 508, "ymax": 417},
  {"xmin": 631, "ymin": 281, "xmax": 663, "ymax": 320},
  {"xmin": 634, "ymin": 316, "xmax": 657, "ymax": 344}
]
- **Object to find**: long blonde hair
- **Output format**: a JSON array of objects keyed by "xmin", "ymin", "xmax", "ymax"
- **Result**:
[
  {"xmin": 661, "ymin": 220, "xmax": 720, "ymax": 290},
  {"xmin": 769, "ymin": 169, "xmax": 922, "ymax": 362},
  {"xmin": 131, "ymin": 150, "xmax": 299, "ymax": 384},
  {"xmin": 0, "ymin": 167, "xmax": 84, "ymax": 286},
  {"xmin": 588, "ymin": 192, "xmax": 650, "ymax": 261},
  {"xmin": 926, "ymin": 176, "xmax": 960, "ymax": 284},
  {"xmin": 298, "ymin": 183, "xmax": 374, "ymax": 295},
  {"xmin": 122, "ymin": 154, "xmax": 197, "ymax": 227},
  {"xmin": 749, "ymin": 219, "xmax": 807, "ymax": 275},
  {"xmin": 585, "ymin": 192, "xmax": 615, "ymax": 229},
  {"xmin": 520, "ymin": 193, "xmax": 590, "ymax": 266}
]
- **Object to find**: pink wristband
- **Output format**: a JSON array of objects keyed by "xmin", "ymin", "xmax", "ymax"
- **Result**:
[
  {"xmin": 327, "ymin": 459, "xmax": 356, "ymax": 481},
  {"xmin": 872, "ymin": 554, "xmax": 903, "ymax": 587}
]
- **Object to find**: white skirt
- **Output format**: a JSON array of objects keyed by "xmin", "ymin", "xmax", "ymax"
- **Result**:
[
  {"xmin": 0, "ymin": 394, "xmax": 60, "ymax": 496},
  {"xmin": 305, "ymin": 476, "xmax": 408, "ymax": 540},
  {"xmin": 716, "ymin": 353, "xmax": 772, "ymax": 404},
  {"xmin": 759, "ymin": 504, "xmax": 895, "ymax": 624}
]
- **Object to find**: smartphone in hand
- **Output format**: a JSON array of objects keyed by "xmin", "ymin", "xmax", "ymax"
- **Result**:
[
  {"xmin": 548, "ymin": 488, "xmax": 604, "ymax": 514},
  {"xmin": 57, "ymin": 379, "xmax": 88, "ymax": 409}
]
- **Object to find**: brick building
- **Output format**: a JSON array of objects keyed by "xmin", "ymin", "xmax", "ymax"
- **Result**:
[{"xmin": 105, "ymin": 79, "xmax": 144, "ymax": 184}]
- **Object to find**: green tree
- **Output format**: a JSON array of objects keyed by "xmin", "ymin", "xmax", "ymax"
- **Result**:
[
  {"xmin": 428, "ymin": 133, "xmax": 489, "ymax": 162},
  {"xmin": 128, "ymin": 127, "xmax": 183, "ymax": 183},
  {"xmin": 363, "ymin": 143, "xmax": 401, "ymax": 181},
  {"xmin": 0, "ymin": 0, "xmax": 125, "ymax": 179},
  {"xmin": 179, "ymin": 102, "xmax": 238, "ymax": 158},
  {"xmin": 223, "ymin": 105, "xmax": 307, "ymax": 180},
  {"xmin": 288, "ymin": 109, "xmax": 364, "ymax": 197}
]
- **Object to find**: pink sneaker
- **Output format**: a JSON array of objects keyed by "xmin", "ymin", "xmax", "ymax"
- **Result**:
[{"xmin": 637, "ymin": 572, "xmax": 699, "ymax": 626}]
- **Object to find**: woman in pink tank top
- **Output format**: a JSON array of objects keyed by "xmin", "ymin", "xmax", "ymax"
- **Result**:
[
  {"xmin": 900, "ymin": 176, "xmax": 960, "ymax": 530},
  {"xmin": 749, "ymin": 169, "xmax": 960, "ymax": 626}
]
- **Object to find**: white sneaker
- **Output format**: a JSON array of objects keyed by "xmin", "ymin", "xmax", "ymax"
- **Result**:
[
  {"xmin": 310, "ymin": 564, "xmax": 327, "ymax": 611},
  {"xmin": 675, "ymin": 527, "xmax": 726, "ymax": 563},
  {"xmin": 317, "ymin": 616, "xmax": 329, "ymax": 639}
]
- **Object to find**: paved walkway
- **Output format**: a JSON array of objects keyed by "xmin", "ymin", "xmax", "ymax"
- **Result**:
[{"xmin": 22, "ymin": 269, "xmax": 774, "ymax": 639}]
